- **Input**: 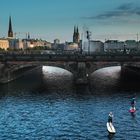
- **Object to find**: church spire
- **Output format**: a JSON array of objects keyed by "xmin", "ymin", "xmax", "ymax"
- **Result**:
[
  {"xmin": 73, "ymin": 26, "xmax": 76, "ymax": 43},
  {"xmin": 73, "ymin": 26, "xmax": 76, "ymax": 35},
  {"xmin": 73, "ymin": 25, "xmax": 80, "ymax": 43},
  {"xmin": 8, "ymin": 16, "xmax": 13, "ymax": 38},
  {"xmin": 76, "ymin": 26, "xmax": 80, "ymax": 43},
  {"xmin": 77, "ymin": 26, "xmax": 79, "ymax": 34}
]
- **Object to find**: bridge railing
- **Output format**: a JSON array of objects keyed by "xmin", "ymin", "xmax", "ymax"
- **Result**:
[
  {"xmin": 1, "ymin": 49, "xmax": 140, "ymax": 62},
  {"xmin": 0, "ymin": 53, "xmax": 140, "ymax": 62}
]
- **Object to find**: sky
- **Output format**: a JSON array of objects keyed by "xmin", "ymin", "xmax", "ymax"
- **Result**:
[{"xmin": 0, "ymin": 0, "xmax": 140, "ymax": 42}]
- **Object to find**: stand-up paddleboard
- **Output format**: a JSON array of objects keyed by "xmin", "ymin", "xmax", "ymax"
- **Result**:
[{"xmin": 107, "ymin": 122, "xmax": 116, "ymax": 134}]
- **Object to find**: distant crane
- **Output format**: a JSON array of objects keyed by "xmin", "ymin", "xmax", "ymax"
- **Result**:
[
  {"xmin": 14, "ymin": 32, "xmax": 30, "ymax": 39},
  {"xmin": 82, "ymin": 25, "xmax": 92, "ymax": 54}
]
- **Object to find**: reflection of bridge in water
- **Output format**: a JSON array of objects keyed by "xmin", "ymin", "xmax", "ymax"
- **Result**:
[{"xmin": 0, "ymin": 53, "xmax": 140, "ymax": 84}]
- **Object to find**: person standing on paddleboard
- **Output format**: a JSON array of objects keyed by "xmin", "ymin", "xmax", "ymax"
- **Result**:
[
  {"xmin": 108, "ymin": 112, "xmax": 113, "ymax": 123},
  {"xmin": 131, "ymin": 96, "xmax": 136, "ymax": 107}
]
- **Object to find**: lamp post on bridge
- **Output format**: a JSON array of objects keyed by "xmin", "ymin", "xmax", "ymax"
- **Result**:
[{"xmin": 123, "ymin": 43, "xmax": 127, "ymax": 54}]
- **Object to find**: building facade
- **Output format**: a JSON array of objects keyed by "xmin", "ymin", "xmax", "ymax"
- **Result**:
[
  {"xmin": 104, "ymin": 40, "xmax": 124, "ymax": 52},
  {"xmin": 29, "ymin": 39, "xmax": 52, "ymax": 48},
  {"xmin": 66, "ymin": 42, "xmax": 79, "ymax": 51},
  {"xmin": 83, "ymin": 40, "xmax": 104, "ymax": 53},
  {"xmin": 0, "ymin": 39, "xmax": 9, "ymax": 50},
  {"xmin": 9, "ymin": 39, "xmax": 24, "ymax": 49},
  {"xmin": 125, "ymin": 40, "xmax": 138, "ymax": 49}
]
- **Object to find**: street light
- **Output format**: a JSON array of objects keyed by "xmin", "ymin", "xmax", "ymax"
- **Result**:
[{"xmin": 123, "ymin": 43, "xmax": 127, "ymax": 54}]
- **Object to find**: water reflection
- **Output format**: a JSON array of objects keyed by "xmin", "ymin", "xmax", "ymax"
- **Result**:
[{"xmin": 107, "ymin": 134, "xmax": 115, "ymax": 140}]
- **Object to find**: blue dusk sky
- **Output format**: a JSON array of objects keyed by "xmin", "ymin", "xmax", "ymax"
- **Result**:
[{"xmin": 0, "ymin": 0, "xmax": 140, "ymax": 42}]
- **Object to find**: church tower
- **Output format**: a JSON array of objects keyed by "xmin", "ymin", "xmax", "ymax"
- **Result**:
[
  {"xmin": 73, "ymin": 26, "xmax": 80, "ymax": 43},
  {"xmin": 8, "ymin": 16, "xmax": 13, "ymax": 38},
  {"xmin": 73, "ymin": 26, "xmax": 76, "ymax": 43},
  {"xmin": 76, "ymin": 26, "xmax": 80, "ymax": 43}
]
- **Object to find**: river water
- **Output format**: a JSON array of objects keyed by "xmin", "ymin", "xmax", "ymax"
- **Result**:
[{"xmin": 0, "ymin": 66, "xmax": 140, "ymax": 140}]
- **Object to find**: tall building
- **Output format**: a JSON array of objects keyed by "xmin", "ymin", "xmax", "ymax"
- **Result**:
[
  {"xmin": 8, "ymin": 16, "xmax": 13, "ymax": 38},
  {"xmin": 73, "ymin": 26, "xmax": 80, "ymax": 43}
]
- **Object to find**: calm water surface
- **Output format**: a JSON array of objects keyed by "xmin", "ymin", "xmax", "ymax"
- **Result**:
[{"xmin": 0, "ymin": 66, "xmax": 140, "ymax": 140}]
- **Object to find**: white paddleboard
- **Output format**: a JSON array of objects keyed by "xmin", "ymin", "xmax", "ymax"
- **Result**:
[
  {"xmin": 129, "ymin": 107, "xmax": 136, "ymax": 113},
  {"xmin": 107, "ymin": 122, "xmax": 116, "ymax": 134}
]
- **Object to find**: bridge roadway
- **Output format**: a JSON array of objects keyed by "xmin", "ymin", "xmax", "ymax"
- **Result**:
[
  {"xmin": 0, "ymin": 53, "xmax": 140, "ymax": 62},
  {"xmin": 0, "ymin": 52, "xmax": 140, "ymax": 84}
]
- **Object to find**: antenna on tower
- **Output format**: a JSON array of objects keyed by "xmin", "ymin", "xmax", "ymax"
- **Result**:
[{"xmin": 28, "ymin": 32, "xmax": 30, "ymax": 39}]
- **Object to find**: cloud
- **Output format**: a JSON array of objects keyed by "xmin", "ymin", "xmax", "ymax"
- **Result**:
[
  {"xmin": 118, "ymin": 3, "xmax": 133, "ymax": 10},
  {"xmin": 85, "ymin": 3, "xmax": 140, "ymax": 20}
]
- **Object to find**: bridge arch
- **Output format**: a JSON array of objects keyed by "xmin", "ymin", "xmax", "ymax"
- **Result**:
[
  {"xmin": 0, "ymin": 61, "xmax": 132, "ymax": 84},
  {"xmin": 86, "ymin": 62, "xmax": 121, "ymax": 75},
  {"xmin": 0, "ymin": 61, "xmax": 78, "ymax": 83},
  {"xmin": 42, "ymin": 66, "xmax": 73, "ymax": 76}
]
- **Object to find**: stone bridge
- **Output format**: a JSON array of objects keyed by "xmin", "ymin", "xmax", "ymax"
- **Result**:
[{"xmin": 0, "ymin": 53, "xmax": 140, "ymax": 84}]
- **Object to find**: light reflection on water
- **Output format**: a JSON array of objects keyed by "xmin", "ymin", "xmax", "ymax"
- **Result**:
[{"xmin": 0, "ymin": 66, "xmax": 140, "ymax": 139}]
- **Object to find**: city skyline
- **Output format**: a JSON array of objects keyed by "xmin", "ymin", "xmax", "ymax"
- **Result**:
[{"xmin": 0, "ymin": 0, "xmax": 140, "ymax": 42}]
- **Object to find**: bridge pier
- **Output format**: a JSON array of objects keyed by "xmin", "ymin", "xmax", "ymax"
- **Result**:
[
  {"xmin": 74, "ymin": 62, "xmax": 89, "ymax": 85},
  {"xmin": 0, "ymin": 63, "xmax": 11, "ymax": 83},
  {"xmin": 121, "ymin": 64, "xmax": 140, "ymax": 81}
]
